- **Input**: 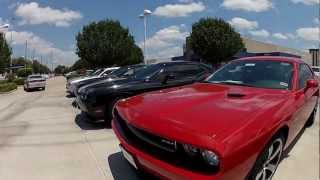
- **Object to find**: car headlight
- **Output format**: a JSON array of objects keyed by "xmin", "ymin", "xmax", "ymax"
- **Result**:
[
  {"xmin": 201, "ymin": 150, "xmax": 220, "ymax": 166},
  {"xmin": 182, "ymin": 144, "xmax": 220, "ymax": 167}
]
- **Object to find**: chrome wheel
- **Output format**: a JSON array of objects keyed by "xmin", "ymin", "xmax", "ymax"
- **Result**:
[{"xmin": 255, "ymin": 138, "xmax": 283, "ymax": 180}]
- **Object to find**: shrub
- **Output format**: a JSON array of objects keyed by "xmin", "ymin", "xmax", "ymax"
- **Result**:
[
  {"xmin": 13, "ymin": 78, "xmax": 25, "ymax": 85},
  {"xmin": 0, "ymin": 82, "xmax": 17, "ymax": 93},
  {"xmin": 17, "ymin": 68, "xmax": 33, "ymax": 77},
  {"xmin": 0, "ymin": 80, "xmax": 8, "ymax": 84}
]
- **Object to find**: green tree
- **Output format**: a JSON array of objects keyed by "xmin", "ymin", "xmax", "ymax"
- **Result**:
[
  {"xmin": 54, "ymin": 65, "xmax": 68, "ymax": 74},
  {"xmin": 70, "ymin": 59, "xmax": 92, "ymax": 71},
  {"xmin": 76, "ymin": 19, "xmax": 143, "ymax": 68},
  {"xmin": 0, "ymin": 33, "xmax": 12, "ymax": 74},
  {"xmin": 190, "ymin": 18, "xmax": 245, "ymax": 64}
]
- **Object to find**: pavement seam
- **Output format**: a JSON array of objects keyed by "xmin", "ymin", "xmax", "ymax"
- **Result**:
[{"xmin": 72, "ymin": 107, "xmax": 109, "ymax": 180}]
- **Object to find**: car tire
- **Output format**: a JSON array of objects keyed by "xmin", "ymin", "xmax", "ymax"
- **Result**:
[
  {"xmin": 305, "ymin": 102, "xmax": 318, "ymax": 128},
  {"xmin": 105, "ymin": 97, "xmax": 124, "ymax": 127},
  {"xmin": 247, "ymin": 134, "xmax": 285, "ymax": 180}
]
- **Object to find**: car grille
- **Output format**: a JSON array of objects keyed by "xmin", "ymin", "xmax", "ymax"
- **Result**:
[{"xmin": 113, "ymin": 109, "xmax": 219, "ymax": 174}]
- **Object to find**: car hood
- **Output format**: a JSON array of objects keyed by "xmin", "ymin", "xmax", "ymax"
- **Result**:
[{"xmin": 117, "ymin": 83, "xmax": 290, "ymax": 147}]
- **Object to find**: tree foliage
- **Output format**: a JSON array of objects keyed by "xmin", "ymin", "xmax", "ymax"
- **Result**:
[
  {"xmin": 190, "ymin": 18, "xmax": 245, "ymax": 64},
  {"xmin": 54, "ymin": 65, "xmax": 69, "ymax": 74},
  {"xmin": 76, "ymin": 19, "xmax": 143, "ymax": 68},
  {"xmin": 0, "ymin": 33, "xmax": 12, "ymax": 74},
  {"xmin": 70, "ymin": 59, "xmax": 92, "ymax": 71}
]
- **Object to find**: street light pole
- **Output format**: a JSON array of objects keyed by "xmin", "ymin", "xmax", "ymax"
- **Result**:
[{"xmin": 139, "ymin": 9, "xmax": 152, "ymax": 64}]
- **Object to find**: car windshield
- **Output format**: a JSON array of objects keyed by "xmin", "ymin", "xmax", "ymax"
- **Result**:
[
  {"xmin": 312, "ymin": 67, "xmax": 320, "ymax": 72},
  {"xmin": 90, "ymin": 69, "xmax": 103, "ymax": 76},
  {"xmin": 108, "ymin": 66, "xmax": 144, "ymax": 78},
  {"xmin": 206, "ymin": 60, "xmax": 294, "ymax": 90},
  {"xmin": 29, "ymin": 76, "xmax": 43, "ymax": 79},
  {"xmin": 134, "ymin": 64, "xmax": 162, "ymax": 80}
]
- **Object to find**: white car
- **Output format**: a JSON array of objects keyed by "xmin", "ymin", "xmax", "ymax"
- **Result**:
[
  {"xmin": 312, "ymin": 66, "xmax": 320, "ymax": 77},
  {"xmin": 66, "ymin": 67, "xmax": 119, "ymax": 95},
  {"xmin": 24, "ymin": 75, "xmax": 46, "ymax": 91}
]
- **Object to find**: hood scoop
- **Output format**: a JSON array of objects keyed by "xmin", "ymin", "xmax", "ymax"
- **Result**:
[{"xmin": 227, "ymin": 92, "xmax": 246, "ymax": 98}]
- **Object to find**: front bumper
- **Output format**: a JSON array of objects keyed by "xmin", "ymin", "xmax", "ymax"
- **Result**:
[
  {"xmin": 75, "ymin": 97, "xmax": 105, "ymax": 120},
  {"xmin": 112, "ymin": 120, "xmax": 223, "ymax": 180}
]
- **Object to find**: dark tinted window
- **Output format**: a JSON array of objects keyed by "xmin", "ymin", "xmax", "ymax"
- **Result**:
[
  {"xmin": 207, "ymin": 60, "xmax": 294, "ymax": 90},
  {"xmin": 134, "ymin": 64, "xmax": 162, "ymax": 79},
  {"xmin": 29, "ymin": 75, "xmax": 43, "ymax": 79},
  {"xmin": 164, "ymin": 64, "xmax": 203, "ymax": 78},
  {"xmin": 299, "ymin": 64, "xmax": 313, "ymax": 89}
]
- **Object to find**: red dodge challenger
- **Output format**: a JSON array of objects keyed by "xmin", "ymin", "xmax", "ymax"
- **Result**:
[{"xmin": 112, "ymin": 55, "xmax": 319, "ymax": 180}]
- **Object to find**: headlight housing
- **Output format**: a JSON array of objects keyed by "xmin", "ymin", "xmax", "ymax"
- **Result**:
[
  {"xmin": 182, "ymin": 143, "xmax": 220, "ymax": 167},
  {"xmin": 201, "ymin": 150, "xmax": 220, "ymax": 166}
]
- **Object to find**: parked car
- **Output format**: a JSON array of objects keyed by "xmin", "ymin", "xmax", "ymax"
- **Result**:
[
  {"xmin": 24, "ymin": 75, "xmax": 46, "ymax": 91},
  {"xmin": 67, "ymin": 67, "xmax": 119, "ymax": 96},
  {"xmin": 112, "ymin": 55, "xmax": 319, "ymax": 180},
  {"xmin": 312, "ymin": 66, "xmax": 320, "ymax": 77},
  {"xmin": 76, "ymin": 61, "xmax": 212, "ymax": 125},
  {"xmin": 71, "ymin": 64, "xmax": 145, "ymax": 97}
]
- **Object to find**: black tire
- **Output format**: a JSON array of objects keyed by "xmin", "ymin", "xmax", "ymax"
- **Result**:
[
  {"xmin": 305, "ymin": 103, "xmax": 318, "ymax": 128},
  {"xmin": 247, "ymin": 134, "xmax": 285, "ymax": 180},
  {"xmin": 104, "ymin": 97, "xmax": 124, "ymax": 127}
]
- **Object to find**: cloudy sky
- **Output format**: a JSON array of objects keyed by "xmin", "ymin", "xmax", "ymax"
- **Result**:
[{"xmin": 0, "ymin": 0, "xmax": 319, "ymax": 67}]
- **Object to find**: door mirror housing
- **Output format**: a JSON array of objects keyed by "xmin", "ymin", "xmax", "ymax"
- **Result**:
[{"xmin": 306, "ymin": 79, "xmax": 319, "ymax": 89}]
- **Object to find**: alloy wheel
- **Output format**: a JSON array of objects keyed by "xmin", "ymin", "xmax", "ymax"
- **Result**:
[{"xmin": 255, "ymin": 138, "xmax": 283, "ymax": 180}]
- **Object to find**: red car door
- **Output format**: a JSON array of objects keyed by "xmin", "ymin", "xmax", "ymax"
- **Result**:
[{"xmin": 295, "ymin": 64, "xmax": 318, "ymax": 132}]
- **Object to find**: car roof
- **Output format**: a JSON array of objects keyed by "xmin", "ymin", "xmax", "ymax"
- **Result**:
[{"xmin": 235, "ymin": 56, "xmax": 305, "ymax": 64}]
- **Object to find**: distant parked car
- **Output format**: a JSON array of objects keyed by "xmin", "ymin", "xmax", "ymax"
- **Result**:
[
  {"xmin": 76, "ymin": 61, "xmax": 213, "ymax": 125},
  {"xmin": 71, "ymin": 64, "xmax": 145, "ymax": 97},
  {"xmin": 312, "ymin": 66, "xmax": 320, "ymax": 77},
  {"xmin": 67, "ymin": 67, "xmax": 120, "ymax": 96},
  {"xmin": 24, "ymin": 75, "xmax": 46, "ymax": 91}
]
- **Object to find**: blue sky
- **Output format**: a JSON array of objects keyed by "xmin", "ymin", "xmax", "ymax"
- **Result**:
[{"xmin": 0, "ymin": 0, "xmax": 319, "ymax": 67}]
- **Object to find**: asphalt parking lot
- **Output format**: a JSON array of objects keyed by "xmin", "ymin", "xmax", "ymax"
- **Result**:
[{"xmin": 0, "ymin": 77, "xmax": 319, "ymax": 180}]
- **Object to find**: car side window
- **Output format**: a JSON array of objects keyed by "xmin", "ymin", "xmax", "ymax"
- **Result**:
[
  {"xmin": 299, "ymin": 64, "xmax": 314, "ymax": 89},
  {"xmin": 164, "ymin": 64, "xmax": 202, "ymax": 79}
]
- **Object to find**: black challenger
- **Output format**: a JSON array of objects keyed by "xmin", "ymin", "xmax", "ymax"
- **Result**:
[{"xmin": 76, "ymin": 61, "xmax": 212, "ymax": 125}]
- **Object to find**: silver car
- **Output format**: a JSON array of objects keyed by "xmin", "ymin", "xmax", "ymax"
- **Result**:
[{"xmin": 24, "ymin": 75, "xmax": 46, "ymax": 91}]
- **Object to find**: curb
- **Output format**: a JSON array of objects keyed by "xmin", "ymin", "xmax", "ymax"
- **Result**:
[{"xmin": 0, "ymin": 88, "xmax": 18, "ymax": 95}]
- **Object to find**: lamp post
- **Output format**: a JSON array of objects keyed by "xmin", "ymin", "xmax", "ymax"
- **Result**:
[{"xmin": 139, "ymin": 9, "xmax": 152, "ymax": 64}]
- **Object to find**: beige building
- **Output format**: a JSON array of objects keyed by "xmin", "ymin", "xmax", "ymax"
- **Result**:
[
  {"xmin": 242, "ymin": 37, "xmax": 317, "ymax": 65},
  {"xmin": 182, "ymin": 37, "xmax": 320, "ymax": 66}
]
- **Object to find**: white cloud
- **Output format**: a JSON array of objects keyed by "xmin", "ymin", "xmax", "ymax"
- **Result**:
[
  {"xmin": 285, "ymin": 33, "xmax": 296, "ymax": 39},
  {"xmin": 296, "ymin": 27, "xmax": 320, "ymax": 41},
  {"xmin": 6, "ymin": 31, "xmax": 77, "ymax": 66},
  {"xmin": 15, "ymin": 2, "xmax": 82, "ymax": 27},
  {"xmin": 314, "ymin": 17, "xmax": 319, "ymax": 24},
  {"xmin": 154, "ymin": 2, "xmax": 205, "ymax": 17},
  {"xmin": 291, "ymin": 0, "xmax": 319, "ymax": 5},
  {"xmin": 249, "ymin": 29, "xmax": 270, "ymax": 38},
  {"xmin": 228, "ymin": 17, "xmax": 258, "ymax": 30},
  {"xmin": 272, "ymin": 33, "xmax": 288, "ymax": 40},
  {"xmin": 222, "ymin": 0, "xmax": 273, "ymax": 12},
  {"xmin": 140, "ymin": 25, "xmax": 189, "ymax": 59}
]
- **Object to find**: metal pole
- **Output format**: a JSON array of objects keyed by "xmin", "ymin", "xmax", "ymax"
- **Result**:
[
  {"xmin": 25, "ymin": 40, "xmax": 27, "ymax": 74},
  {"xmin": 10, "ymin": 31, "xmax": 12, "ymax": 75},
  {"xmin": 143, "ymin": 16, "xmax": 147, "ymax": 64}
]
